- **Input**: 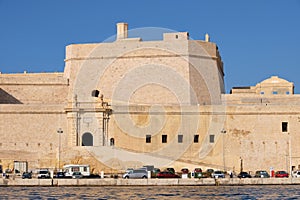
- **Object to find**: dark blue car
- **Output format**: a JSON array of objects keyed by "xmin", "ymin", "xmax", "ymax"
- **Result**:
[
  {"xmin": 22, "ymin": 172, "xmax": 32, "ymax": 179},
  {"xmin": 238, "ymin": 172, "xmax": 252, "ymax": 178},
  {"xmin": 54, "ymin": 172, "xmax": 66, "ymax": 178}
]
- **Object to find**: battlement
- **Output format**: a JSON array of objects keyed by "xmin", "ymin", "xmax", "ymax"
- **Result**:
[{"xmin": 0, "ymin": 72, "xmax": 68, "ymax": 85}]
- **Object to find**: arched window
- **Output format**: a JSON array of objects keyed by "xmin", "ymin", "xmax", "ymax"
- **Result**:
[
  {"xmin": 110, "ymin": 138, "xmax": 115, "ymax": 146},
  {"xmin": 82, "ymin": 132, "xmax": 93, "ymax": 146}
]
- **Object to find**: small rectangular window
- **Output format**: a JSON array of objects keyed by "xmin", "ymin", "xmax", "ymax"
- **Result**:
[
  {"xmin": 286, "ymin": 91, "xmax": 290, "ymax": 95},
  {"xmin": 178, "ymin": 135, "xmax": 183, "ymax": 143},
  {"xmin": 146, "ymin": 135, "xmax": 151, "ymax": 143},
  {"xmin": 73, "ymin": 167, "xmax": 79, "ymax": 172},
  {"xmin": 209, "ymin": 135, "xmax": 215, "ymax": 143},
  {"xmin": 260, "ymin": 91, "xmax": 264, "ymax": 95},
  {"xmin": 282, "ymin": 122, "xmax": 288, "ymax": 132},
  {"xmin": 194, "ymin": 135, "xmax": 199, "ymax": 143},
  {"xmin": 273, "ymin": 91, "xmax": 278, "ymax": 95},
  {"xmin": 162, "ymin": 135, "xmax": 167, "ymax": 143}
]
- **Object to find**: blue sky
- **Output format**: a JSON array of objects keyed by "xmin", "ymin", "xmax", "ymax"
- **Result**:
[{"xmin": 0, "ymin": 0, "xmax": 299, "ymax": 93}]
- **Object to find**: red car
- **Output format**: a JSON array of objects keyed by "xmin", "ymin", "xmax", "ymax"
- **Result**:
[
  {"xmin": 275, "ymin": 171, "xmax": 289, "ymax": 178},
  {"xmin": 194, "ymin": 168, "xmax": 202, "ymax": 173},
  {"xmin": 156, "ymin": 171, "xmax": 180, "ymax": 178},
  {"xmin": 181, "ymin": 168, "xmax": 189, "ymax": 174}
]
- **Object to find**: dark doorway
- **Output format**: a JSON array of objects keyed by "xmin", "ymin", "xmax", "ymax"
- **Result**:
[
  {"xmin": 110, "ymin": 138, "xmax": 115, "ymax": 146},
  {"xmin": 82, "ymin": 132, "xmax": 93, "ymax": 146}
]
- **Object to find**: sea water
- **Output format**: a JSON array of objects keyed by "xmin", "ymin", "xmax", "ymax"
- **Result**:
[{"xmin": 0, "ymin": 185, "xmax": 299, "ymax": 199}]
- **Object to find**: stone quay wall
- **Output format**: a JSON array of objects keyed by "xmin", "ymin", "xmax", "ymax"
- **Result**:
[{"xmin": 2, "ymin": 178, "xmax": 300, "ymax": 186}]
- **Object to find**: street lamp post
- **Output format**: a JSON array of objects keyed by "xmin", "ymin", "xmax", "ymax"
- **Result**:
[
  {"xmin": 240, "ymin": 157, "xmax": 243, "ymax": 173},
  {"xmin": 57, "ymin": 128, "xmax": 63, "ymax": 170},
  {"xmin": 289, "ymin": 132, "xmax": 292, "ymax": 176},
  {"xmin": 221, "ymin": 129, "xmax": 227, "ymax": 171}
]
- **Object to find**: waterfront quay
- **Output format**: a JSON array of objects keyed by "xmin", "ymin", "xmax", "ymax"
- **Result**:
[{"xmin": 2, "ymin": 178, "xmax": 300, "ymax": 186}]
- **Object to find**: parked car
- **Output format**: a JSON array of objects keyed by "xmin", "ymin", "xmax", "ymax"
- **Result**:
[
  {"xmin": 166, "ymin": 168, "xmax": 175, "ymax": 174},
  {"xmin": 202, "ymin": 169, "xmax": 214, "ymax": 178},
  {"xmin": 37, "ymin": 169, "xmax": 51, "ymax": 179},
  {"xmin": 87, "ymin": 173, "xmax": 101, "ymax": 179},
  {"xmin": 211, "ymin": 171, "xmax": 225, "ymax": 178},
  {"xmin": 254, "ymin": 170, "xmax": 270, "ymax": 178},
  {"xmin": 72, "ymin": 171, "xmax": 83, "ymax": 179},
  {"xmin": 181, "ymin": 168, "xmax": 189, "ymax": 174},
  {"xmin": 123, "ymin": 169, "xmax": 148, "ymax": 179},
  {"xmin": 238, "ymin": 172, "xmax": 252, "ymax": 178},
  {"xmin": 22, "ymin": 172, "xmax": 32, "ymax": 179},
  {"xmin": 54, "ymin": 172, "xmax": 66, "ymax": 178},
  {"xmin": 194, "ymin": 168, "xmax": 203, "ymax": 178},
  {"xmin": 194, "ymin": 168, "xmax": 202, "ymax": 173},
  {"xmin": 293, "ymin": 171, "xmax": 300, "ymax": 178},
  {"xmin": 156, "ymin": 171, "xmax": 180, "ymax": 178},
  {"xmin": 151, "ymin": 168, "xmax": 161, "ymax": 178},
  {"xmin": 275, "ymin": 171, "xmax": 289, "ymax": 178}
]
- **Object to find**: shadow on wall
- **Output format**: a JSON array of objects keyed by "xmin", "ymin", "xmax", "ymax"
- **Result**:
[{"xmin": 0, "ymin": 88, "xmax": 22, "ymax": 104}]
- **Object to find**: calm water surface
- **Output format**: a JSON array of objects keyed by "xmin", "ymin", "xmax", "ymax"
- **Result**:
[{"xmin": 0, "ymin": 185, "xmax": 300, "ymax": 199}]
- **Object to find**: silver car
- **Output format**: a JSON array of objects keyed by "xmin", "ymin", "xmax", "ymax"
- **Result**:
[
  {"xmin": 211, "ymin": 171, "xmax": 225, "ymax": 178},
  {"xmin": 254, "ymin": 170, "xmax": 270, "ymax": 178},
  {"xmin": 123, "ymin": 169, "xmax": 148, "ymax": 179}
]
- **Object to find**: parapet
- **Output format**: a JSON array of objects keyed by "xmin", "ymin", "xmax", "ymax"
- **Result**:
[{"xmin": 163, "ymin": 32, "xmax": 189, "ymax": 41}]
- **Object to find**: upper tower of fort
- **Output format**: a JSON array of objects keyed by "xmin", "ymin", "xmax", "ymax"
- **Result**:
[{"xmin": 64, "ymin": 23, "xmax": 225, "ymax": 106}]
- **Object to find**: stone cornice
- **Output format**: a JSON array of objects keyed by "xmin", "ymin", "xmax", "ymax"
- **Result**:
[{"xmin": 64, "ymin": 54, "xmax": 218, "ymax": 62}]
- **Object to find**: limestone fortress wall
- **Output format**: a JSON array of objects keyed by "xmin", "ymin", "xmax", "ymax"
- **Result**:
[{"xmin": 0, "ymin": 23, "xmax": 299, "ymax": 175}]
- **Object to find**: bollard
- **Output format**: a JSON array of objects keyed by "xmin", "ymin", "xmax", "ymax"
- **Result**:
[{"xmin": 215, "ymin": 178, "xmax": 220, "ymax": 186}]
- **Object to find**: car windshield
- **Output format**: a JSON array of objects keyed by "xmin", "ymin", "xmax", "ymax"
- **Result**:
[{"xmin": 256, "ymin": 171, "xmax": 266, "ymax": 174}]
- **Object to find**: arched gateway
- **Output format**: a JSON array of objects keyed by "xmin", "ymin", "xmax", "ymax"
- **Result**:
[{"xmin": 82, "ymin": 132, "xmax": 93, "ymax": 146}]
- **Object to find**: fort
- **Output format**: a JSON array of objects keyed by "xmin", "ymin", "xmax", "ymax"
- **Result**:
[{"xmin": 0, "ymin": 22, "xmax": 299, "ymax": 176}]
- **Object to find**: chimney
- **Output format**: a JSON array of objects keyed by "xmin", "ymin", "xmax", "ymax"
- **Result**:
[
  {"xmin": 205, "ymin": 33, "xmax": 210, "ymax": 42},
  {"xmin": 116, "ymin": 22, "xmax": 128, "ymax": 40}
]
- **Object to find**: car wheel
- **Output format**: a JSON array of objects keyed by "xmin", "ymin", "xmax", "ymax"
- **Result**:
[
  {"xmin": 125, "ymin": 176, "xmax": 129, "ymax": 179},
  {"xmin": 142, "ymin": 176, "xmax": 147, "ymax": 179}
]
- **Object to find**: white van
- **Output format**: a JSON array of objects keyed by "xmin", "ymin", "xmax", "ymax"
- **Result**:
[
  {"xmin": 63, "ymin": 164, "xmax": 90, "ymax": 177},
  {"xmin": 123, "ymin": 169, "xmax": 148, "ymax": 179}
]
